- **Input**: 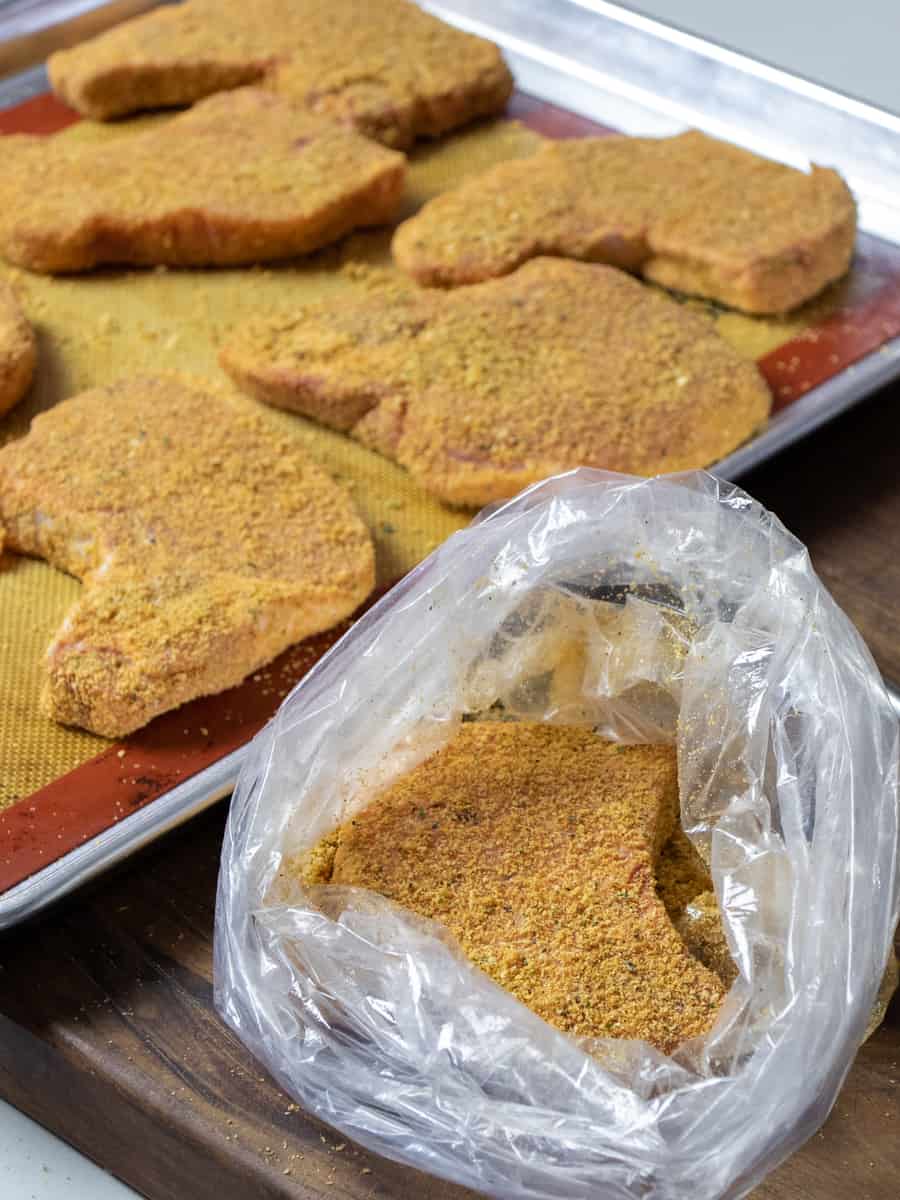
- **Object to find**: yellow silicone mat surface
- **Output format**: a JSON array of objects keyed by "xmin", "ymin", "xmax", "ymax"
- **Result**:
[
  {"xmin": 0, "ymin": 113, "xmax": 546, "ymax": 807},
  {"xmin": 0, "ymin": 100, "xmax": 885, "ymax": 809}
]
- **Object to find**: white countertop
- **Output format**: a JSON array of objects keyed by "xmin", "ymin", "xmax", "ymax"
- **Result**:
[
  {"xmin": 0, "ymin": 1099, "xmax": 135, "ymax": 1199},
  {"xmin": 2, "ymin": 3, "xmax": 900, "ymax": 1198}
]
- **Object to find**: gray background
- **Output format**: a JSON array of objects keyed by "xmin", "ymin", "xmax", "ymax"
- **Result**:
[{"xmin": 623, "ymin": 0, "xmax": 900, "ymax": 116}]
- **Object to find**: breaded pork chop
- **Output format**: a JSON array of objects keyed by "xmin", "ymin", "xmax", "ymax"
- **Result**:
[
  {"xmin": 0, "ymin": 376, "xmax": 374, "ymax": 737},
  {"xmin": 221, "ymin": 258, "xmax": 771, "ymax": 506},
  {"xmin": 301, "ymin": 722, "xmax": 726, "ymax": 1051},
  {"xmin": 47, "ymin": 0, "xmax": 512, "ymax": 147},
  {"xmin": 393, "ymin": 131, "xmax": 857, "ymax": 314},
  {"xmin": 0, "ymin": 88, "xmax": 405, "ymax": 274},
  {"xmin": 0, "ymin": 281, "xmax": 36, "ymax": 416}
]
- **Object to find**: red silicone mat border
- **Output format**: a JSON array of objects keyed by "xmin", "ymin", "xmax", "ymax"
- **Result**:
[{"xmin": 3, "ymin": 89, "xmax": 900, "ymax": 894}]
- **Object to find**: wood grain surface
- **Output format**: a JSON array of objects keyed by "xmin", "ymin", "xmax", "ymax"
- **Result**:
[
  {"xmin": 746, "ymin": 380, "xmax": 900, "ymax": 687},
  {"xmin": 0, "ymin": 380, "xmax": 899, "ymax": 1200}
]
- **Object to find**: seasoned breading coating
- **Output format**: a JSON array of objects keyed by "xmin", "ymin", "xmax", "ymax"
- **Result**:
[
  {"xmin": 221, "ymin": 258, "xmax": 771, "ymax": 506},
  {"xmin": 393, "ymin": 131, "xmax": 857, "ymax": 313},
  {"xmin": 655, "ymin": 828, "xmax": 738, "ymax": 986},
  {"xmin": 0, "ymin": 281, "xmax": 36, "ymax": 416},
  {"xmin": 673, "ymin": 891, "xmax": 739, "ymax": 987},
  {"xmin": 302, "ymin": 722, "xmax": 727, "ymax": 1051},
  {"xmin": 0, "ymin": 88, "xmax": 405, "ymax": 274},
  {"xmin": 657, "ymin": 825, "xmax": 714, "ymax": 916},
  {"xmin": 0, "ymin": 375, "xmax": 374, "ymax": 736},
  {"xmin": 47, "ymin": 0, "xmax": 512, "ymax": 146}
]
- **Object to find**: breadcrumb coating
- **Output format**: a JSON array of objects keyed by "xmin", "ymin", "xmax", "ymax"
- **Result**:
[
  {"xmin": 47, "ymin": 0, "xmax": 512, "ymax": 146},
  {"xmin": 393, "ymin": 131, "xmax": 857, "ymax": 313},
  {"xmin": 0, "ymin": 281, "xmax": 36, "ymax": 417},
  {"xmin": 302, "ymin": 722, "xmax": 727, "ymax": 1051},
  {"xmin": 0, "ymin": 375, "xmax": 374, "ymax": 736},
  {"xmin": 657, "ymin": 825, "xmax": 713, "ymax": 916},
  {"xmin": 221, "ymin": 258, "xmax": 771, "ymax": 506},
  {"xmin": 673, "ymin": 891, "xmax": 739, "ymax": 987},
  {"xmin": 0, "ymin": 88, "xmax": 405, "ymax": 273}
]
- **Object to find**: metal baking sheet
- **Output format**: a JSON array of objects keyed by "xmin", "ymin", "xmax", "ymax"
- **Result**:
[{"xmin": 2, "ymin": 0, "xmax": 900, "ymax": 928}]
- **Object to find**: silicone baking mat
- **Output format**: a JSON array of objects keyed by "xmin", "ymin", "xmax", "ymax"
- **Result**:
[{"xmin": 3, "ymin": 85, "xmax": 900, "ymax": 906}]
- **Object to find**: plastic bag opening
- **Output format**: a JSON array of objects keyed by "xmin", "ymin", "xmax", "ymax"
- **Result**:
[{"xmin": 214, "ymin": 469, "xmax": 899, "ymax": 1200}]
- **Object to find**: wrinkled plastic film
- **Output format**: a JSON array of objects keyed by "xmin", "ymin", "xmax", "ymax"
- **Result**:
[{"xmin": 214, "ymin": 470, "xmax": 899, "ymax": 1200}]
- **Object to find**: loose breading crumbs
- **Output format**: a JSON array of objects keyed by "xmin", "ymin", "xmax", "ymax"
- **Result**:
[
  {"xmin": 0, "ymin": 374, "xmax": 375, "ymax": 736},
  {"xmin": 221, "ymin": 257, "xmax": 771, "ymax": 506},
  {"xmin": 0, "ymin": 88, "xmax": 405, "ymax": 274},
  {"xmin": 656, "ymin": 824, "xmax": 714, "ymax": 917},
  {"xmin": 303, "ymin": 722, "xmax": 728, "ymax": 1051},
  {"xmin": 0, "ymin": 280, "xmax": 36, "ymax": 417},
  {"xmin": 674, "ymin": 891, "xmax": 739, "ymax": 987},
  {"xmin": 47, "ymin": 0, "xmax": 512, "ymax": 146},
  {"xmin": 392, "ymin": 131, "xmax": 857, "ymax": 314},
  {"xmin": 656, "ymin": 827, "xmax": 738, "ymax": 986}
]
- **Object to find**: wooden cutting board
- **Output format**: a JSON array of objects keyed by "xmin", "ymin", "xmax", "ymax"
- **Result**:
[
  {"xmin": 1, "ymin": 380, "xmax": 899, "ymax": 1200},
  {"xmin": 0, "ymin": 797, "xmax": 898, "ymax": 1200}
]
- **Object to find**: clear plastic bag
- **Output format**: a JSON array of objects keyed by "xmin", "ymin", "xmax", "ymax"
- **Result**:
[{"xmin": 214, "ymin": 469, "xmax": 899, "ymax": 1200}]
